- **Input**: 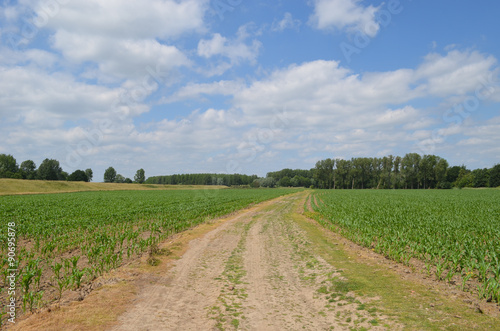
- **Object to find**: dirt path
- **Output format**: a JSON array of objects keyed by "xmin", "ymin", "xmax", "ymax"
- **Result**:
[{"xmin": 111, "ymin": 194, "xmax": 395, "ymax": 331}]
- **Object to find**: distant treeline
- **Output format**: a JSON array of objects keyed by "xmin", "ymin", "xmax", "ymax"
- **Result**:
[
  {"xmin": 2, "ymin": 153, "xmax": 499, "ymax": 189},
  {"xmin": 0, "ymin": 154, "xmax": 93, "ymax": 182},
  {"xmin": 307, "ymin": 154, "xmax": 500, "ymax": 189},
  {"xmin": 145, "ymin": 173, "xmax": 259, "ymax": 186}
]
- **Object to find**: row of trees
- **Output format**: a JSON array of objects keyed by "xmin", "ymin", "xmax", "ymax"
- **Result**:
[
  {"xmin": 308, "ymin": 154, "xmax": 500, "ymax": 189},
  {"xmin": 103, "ymin": 167, "xmax": 146, "ymax": 184},
  {"xmin": 2, "ymin": 153, "xmax": 499, "ymax": 189},
  {"xmin": 0, "ymin": 154, "xmax": 93, "ymax": 182},
  {"xmin": 145, "ymin": 173, "xmax": 258, "ymax": 186}
]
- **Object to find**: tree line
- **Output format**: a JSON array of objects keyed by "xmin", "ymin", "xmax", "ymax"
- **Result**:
[
  {"xmin": 145, "ymin": 173, "xmax": 258, "ymax": 186},
  {"xmin": 0, "ymin": 154, "xmax": 145, "ymax": 184},
  {"xmin": 306, "ymin": 154, "xmax": 500, "ymax": 189},
  {"xmin": 104, "ymin": 167, "xmax": 145, "ymax": 184},
  {"xmin": 0, "ymin": 154, "xmax": 93, "ymax": 182},
  {"xmin": 1, "ymin": 153, "xmax": 499, "ymax": 189}
]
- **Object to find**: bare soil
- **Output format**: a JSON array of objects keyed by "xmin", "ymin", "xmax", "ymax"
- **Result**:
[{"xmin": 109, "ymin": 194, "xmax": 397, "ymax": 331}]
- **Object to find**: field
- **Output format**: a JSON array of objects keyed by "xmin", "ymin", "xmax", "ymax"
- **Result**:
[
  {"xmin": 0, "ymin": 187, "xmax": 296, "ymax": 325},
  {"xmin": 0, "ymin": 178, "xmax": 226, "ymax": 196},
  {"xmin": 308, "ymin": 189, "xmax": 500, "ymax": 304},
  {"xmin": 2, "ymin": 186, "xmax": 500, "ymax": 329}
]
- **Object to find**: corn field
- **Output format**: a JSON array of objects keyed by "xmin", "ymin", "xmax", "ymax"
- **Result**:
[
  {"xmin": 307, "ymin": 189, "xmax": 500, "ymax": 303},
  {"xmin": 0, "ymin": 188, "xmax": 295, "ymax": 325}
]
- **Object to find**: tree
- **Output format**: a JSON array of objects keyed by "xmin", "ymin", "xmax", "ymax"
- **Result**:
[
  {"xmin": 489, "ymin": 164, "xmax": 500, "ymax": 187},
  {"xmin": 314, "ymin": 159, "xmax": 334, "ymax": 189},
  {"xmin": 20, "ymin": 160, "xmax": 37, "ymax": 179},
  {"xmin": 37, "ymin": 159, "xmax": 64, "ymax": 180},
  {"xmin": 258, "ymin": 177, "xmax": 276, "ymax": 188},
  {"xmin": 471, "ymin": 168, "xmax": 489, "ymax": 188},
  {"xmin": 115, "ymin": 174, "xmax": 126, "ymax": 183},
  {"xmin": 124, "ymin": 178, "xmax": 133, "ymax": 184},
  {"xmin": 435, "ymin": 158, "xmax": 449, "ymax": 187},
  {"xmin": 455, "ymin": 168, "xmax": 473, "ymax": 188},
  {"xmin": 104, "ymin": 167, "xmax": 117, "ymax": 183},
  {"xmin": 0, "ymin": 154, "xmax": 19, "ymax": 178},
  {"xmin": 447, "ymin": 165, "xmax": 464, "ymax": 184},
  {"xmin": 67, "ymin": 170, "xmax": 89, "ymax": 182},
  {"xmin": 419, "ymin": 155, "xmax": 437, "ymax": 189},
  {"xmin": 85, "ymin": 169, "xmax": 93, "ymax": 182},
  {"xmin": 134, "ymin": 169, "xmax": 145, "ymax": 184},
  {"xmin": 402, "ymin": 153, "xmax": 421, "ymax": 189},
  {"xmin": 278, "ymin": 176, "xmax": 291, "ymax": 187}
]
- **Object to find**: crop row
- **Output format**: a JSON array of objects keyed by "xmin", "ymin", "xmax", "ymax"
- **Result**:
[
  {"xmin": 0, "ymin": 188, "xmax": 295, "ymax": 325},
  {"xmin": 308, "ymin": 189, "xmax": 500, "ymax": 303}
]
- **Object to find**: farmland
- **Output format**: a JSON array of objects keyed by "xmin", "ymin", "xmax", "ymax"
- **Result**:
[
  {"xmin": 308, "ymin": 189, "xmax": 500, "ymax": 304},
  {"xmin": 0, "ymin": 188, "xmax": 296, "ymax": 325}
]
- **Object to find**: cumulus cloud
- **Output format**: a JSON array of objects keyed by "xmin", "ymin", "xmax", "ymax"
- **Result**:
[
  {"xmin": 310, "ymin": 0, "xmax": 381, "ymax": 37},
  {"xmin": 415, "ymin": 50, "xmax": 498, "ymax": 97},
  {"xmin": 51, "ymin": 31, "xmax": 191, "ymax": 81},
  {"xmin": 30, "ymin": 0, "xmax": 209, "ymax": 84},
  {"xmin": 39, "ymin": 0, "xmax": 208, "ymax": 39},
  {"xmin": 0, "ymin": 66, "xmax": 125, "ymax": 123},
  {"xmin": 197, "ymin": 25, "xmax": 262, "ymax": 75}
]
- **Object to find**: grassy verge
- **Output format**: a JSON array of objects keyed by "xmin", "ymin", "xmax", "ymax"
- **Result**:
[
  {"xmin": 293, "ymin": 192, "xmax": 500, "ymax": 330},
  {"xmin": 0, "ymin": 178, "xmax": 227, "ymax": 196}
]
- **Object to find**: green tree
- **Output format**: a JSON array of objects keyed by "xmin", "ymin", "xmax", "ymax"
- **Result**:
[
  {"xmin": 402, "ymin": 153, "xmax": 421, "ymax": 189},
  {"xmin": 20, "ymin": 160, "xmax": 37, "ymax": 179},
  {"xmin": 37, "ymin": 159, "xmax": 64, "ymax": 180},
  {"xmin": 489, "ymin": 164, "xmax": 500, "ymax": 187},
  {"xmin": 455, "ymin": 168, "xmax": 473, "ymax": 188},
  {"xmin": 446, "ymin": 165, "xmax": 464, "ymax": 184},
  {"xmin": 435, "ymin": 158, "xmax": 449, "ymax": 188},
  {"xmin": 115, "ymin": 174, "xmax": 126, "ymax": 183},
  {"xmin": 104, "ymin": 167, "xmax": 117, "ymax": 183},
  {"xmin": 471, "ymin": 168, "xmax": 489, "ymax": 188},
  {"xmin": 134, "ymin": 168, "xmax": 145, "ymax": 184},
  {"xmin": 314, "ymin": 159, "xmax": 334, "ymax": 189},
  {"xmin": 278, "ymin": 176, "xmax": 291, "ymax": 187},
  {"xmin": 67, "ymin": 170, "xmax": 89, "ymax": 182},
  {"xmin": 380, "ymin": 155, "xmax": 394, "ymax": 189},
  {"xmin": 419, "ymin": 155, "xmax": 437, "ymax": 189},
  {"xmin": 0, "ymin": 154, "xmax": 19, "ymax": 178},
  {"xmin": 85, "ymin": 168, "xmax": 93, "ymax": 182},
  {"xmin": 393, "ymin": 156, "xmax": 402, "ymax": 189}
]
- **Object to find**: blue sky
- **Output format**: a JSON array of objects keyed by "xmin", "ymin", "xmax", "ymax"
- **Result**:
[{"xmin": 1, "ymin": 0, "xmax": 500, "ymax": 181}]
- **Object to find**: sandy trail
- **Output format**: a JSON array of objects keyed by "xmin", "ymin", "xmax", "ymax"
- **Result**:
[{"xmin": 112, "ymin": 194, "xmax": 390, "ymax": 331}]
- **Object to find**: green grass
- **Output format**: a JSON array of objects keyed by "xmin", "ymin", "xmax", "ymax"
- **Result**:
[{"xmin": 0, "ymin": 178, "xmax": 229, "ymax": 196}]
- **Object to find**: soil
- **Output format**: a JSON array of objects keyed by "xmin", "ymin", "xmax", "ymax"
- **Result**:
[{"xmin": 110, "ymin": 194, "xmax": 397, "ymax": 330}]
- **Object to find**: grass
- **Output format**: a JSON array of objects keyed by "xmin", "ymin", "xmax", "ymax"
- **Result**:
[
  {"xmin": 291, "ymin": 191, "xmax": 500, "ymax": 330},
  {"xmin": 0, "ymin": 178, "xmax": 227, "ymax": 196}
]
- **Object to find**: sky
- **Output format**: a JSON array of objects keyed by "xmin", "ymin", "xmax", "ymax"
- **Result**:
[{"xmin": 1, "ymin": 0, "xmax": 500, "ymax": 181}]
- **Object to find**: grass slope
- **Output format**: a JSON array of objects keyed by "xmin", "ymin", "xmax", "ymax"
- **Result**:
[{"xmin": 0, "ymin": 178, "xmax": 227, "ymax": 196}]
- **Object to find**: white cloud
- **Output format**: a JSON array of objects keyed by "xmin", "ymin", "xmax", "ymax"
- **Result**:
[
  {"xmin": 0, "ymin": 65, "xmax": 145, "ymax": 127},
  {"xmin": 39, "ymin": 0, "xmax": 208, "ymax": 39},
  {"xmin": 272, "ymin": 12, "xmax": 301, "ymax": 32},
  {"xmin": 415, "ymin": 50, "xmax": 498, "ymax": 97},
  {"xmin": 197, "ymin": 26, "xmax": 262, "ymax": 75},
  {"xmin": 28, "ymin": 0, "xmax": 209, "ymax": 85},
  {"xmin": 310, "ymin": 0, "xmax": 381, "ymax": 37},
  {"xmin": 163, "ymin": 80, "xmax": 246, "ymax": 103},
  {"xmin": 52, "ymin": 32, "xmax": 190, "ymax": 81}
]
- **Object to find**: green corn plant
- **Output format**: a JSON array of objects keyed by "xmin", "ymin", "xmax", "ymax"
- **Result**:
[{"xmin": 72, "ymin": 268, "xmax": 86, "ymax": 289}]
